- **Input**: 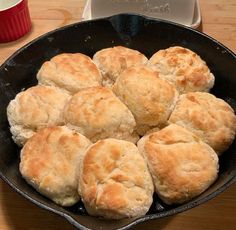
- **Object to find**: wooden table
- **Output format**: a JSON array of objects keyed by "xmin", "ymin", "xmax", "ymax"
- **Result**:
[{"xmin": 0, "ymin": 0, "xmax": 236, "ymax": 229}]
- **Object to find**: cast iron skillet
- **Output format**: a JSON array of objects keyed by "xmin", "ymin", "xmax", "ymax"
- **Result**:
[{"xmin": 0, "ymin": 14, "xmax": 236, "ymax": 230}]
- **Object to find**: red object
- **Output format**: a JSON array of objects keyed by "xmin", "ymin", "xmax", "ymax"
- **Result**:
[{"xmin": 0, "ymin": 0, "xmax": 31, "ymax": 43}]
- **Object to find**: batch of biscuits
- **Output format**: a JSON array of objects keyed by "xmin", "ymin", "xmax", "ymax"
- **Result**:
[{"xmin": 7, "ymin": 46, "xmax": 236, "ymax": 219}]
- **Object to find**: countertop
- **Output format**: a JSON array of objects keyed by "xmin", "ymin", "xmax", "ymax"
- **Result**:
[{"xmin": 0, "ymin": 0, "xmax": 236, "ymax": 229}]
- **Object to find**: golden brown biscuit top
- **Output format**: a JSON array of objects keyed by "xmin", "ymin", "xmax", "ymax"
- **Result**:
[
  {"xmin": 64, "ymin": 86, "xmax": 136, "ymax": 140},
  {"xmin": 8, "ymin": 85, "xmax": 69, "ymax": 129},
  {"xmin": 37, "ymin": 53, "xmax": 102, "ymax": 94},
  {"xmin": 147, "ymin": 123, "xmax": 200, "ymax": 144},
  {"xmin": 51, "ymin": 53, "xmax": 98, "ymax": 76},
  {"xmin": 93, "ymin": 46, "xmax": 148, "ymax": 84},
  {"xmin": 113, "ymin": 65, "xmax": 178, "ymax": 126},
  {"xmin": 79, "ymin": 138, "xmax": 153, "ymax": 215},
  {"xmin": 148, "ymin": 46, "xmax": 214, "ymax": 93},
  {"xmin": 169, "ymin": 92, "xmax": 236, "ymax": 154},
  {"xmin": 20, "ymin": 126, "xmax": 91, "ymax": 190},
  {"xmin": 139, "ymin": 124, "xmax": 219, "ymax": 204}
]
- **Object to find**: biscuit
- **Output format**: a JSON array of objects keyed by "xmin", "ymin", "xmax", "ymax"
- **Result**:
[
  {"xmin": 37, "ymin": 53, "xmax": 102, "ymax": 94},
  {"xmin": 148, "ymin": 46, "xmax": 215, "ymax": 94},
  {"xmin": 7, "ymin": 85, "xmax": 70, "ymax": 146},
  {"xmin": 113, "ymin": 65, "xmax": 179, "ymax": 135},
  {"xmin": 137, "ymin": 124, "xmax": 219, "ymax": 205},
  {"xmin": 78, "ymin": 138, "xmax": 154, "ymax": 219},
  {"xmin": 20, "ymin": 126, "xmax": 92, "ymax": 206},
  {"xmin": 168, "ymin": 92, "xmax": 236, "ymax": 154},
  {"xmin": 64, "ymin": 86, "xmax": 138, "ymax": 143},
  {"xmin": 93, "ymin": 46, "xmax": 148, "ymax": 87}
]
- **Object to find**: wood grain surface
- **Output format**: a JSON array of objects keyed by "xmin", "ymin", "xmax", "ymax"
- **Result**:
[{"xmin": 0, "ymin": 0, "xmax": 236, "ymax": 229}]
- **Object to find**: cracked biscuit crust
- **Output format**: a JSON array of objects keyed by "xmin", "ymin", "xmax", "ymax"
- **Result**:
[
  {"xmin": 113, "ymin": 65, "xmax": 179, "ymax": 135},
  {"xmin": 37, "ymin": 53, "xmax": 102, "ymax": 94},
  {"xmin": 20, "ymin": 126, "xmax": 92, "ymax": 207},
  {"xmin": 93, "ymin": 46, "xmax": 148, "ymax": 87},
  {"xmin": 7, "ymin": 85, "xmax": 70, "ymax": 146},
  {"xmin": 137, "ymin": 124, "xmax": 219, "ymax": 205},
  {"xmin": 148, "ymin": 46, "xmax": 215, "ymax": 94},
  {"xmin": 78, "ymin": 138, "xmax": 154, "ymax": 219},
  {"xmin": 64, "ymin": 86, "xmax": 138, "ymax": 143},
  {"xmin": 168, "ymin": 92, "xmax": 236, "ymax": 154}
]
